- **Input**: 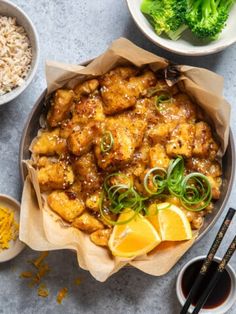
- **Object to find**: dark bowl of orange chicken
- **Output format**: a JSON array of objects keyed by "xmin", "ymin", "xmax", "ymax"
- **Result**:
[{"xmin": 19, "ymin": 64, "xmax": 235, "ymax": 252}]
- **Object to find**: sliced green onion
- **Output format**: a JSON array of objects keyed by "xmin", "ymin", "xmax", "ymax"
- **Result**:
[
  {"xmin": 99, "ymin": 192, "xmax": 142, "ymax": 226},
  {"xmin": 101, "ymin": 131, "xmax": 114, "ymax": 153},
  {"xmin": 180, "ymin": 173, "xmax": 212, "ymax": 211},
  {"xmin": 143, "ymin": 158, "xmax": 213, "ymax": 212},
  {"xmin": 144, "ymin": 167, "xmax": 167, "ymax": 195},
  {"xmin": 157, "ymin": 94, "xmax": 172, "ymax": 103},
  {"xmin": 100, "ymin": 172, "xmax": 148, "ymax": 225},
  {"xmin": 146, "ymin": 84, "xmax": 169, "ymax": 97},
  {"xmin": 108, "ymin": 185, "xmax": 143, "ymax": 213},
  {"xmin": 102, "ymin": 157, "xmax": 214, "ymax": 225},
  {"xmin": 167, "ymin": 156, "xmax": 184, "ymax": 197},
  {"xmin": 155, "ymin": 94, "xmax": 172, "ymax": 111}
]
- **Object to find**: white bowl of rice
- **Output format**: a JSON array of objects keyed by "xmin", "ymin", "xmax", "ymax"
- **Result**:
[{"xmin": 0, "ymin": 0, "xmax": 39, "ymax": 105}]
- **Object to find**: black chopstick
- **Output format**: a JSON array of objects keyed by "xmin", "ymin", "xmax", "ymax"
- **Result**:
[
  {"xmin": 180, "ymin": 207, "xmax": 235, "ymax": 314},
  {"xmin": 192, "ymin": 235, "xmax": 236, "ymax": 314}
]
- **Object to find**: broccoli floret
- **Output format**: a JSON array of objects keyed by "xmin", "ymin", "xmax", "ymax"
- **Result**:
[
  {"xmin": 141, "ymin": 0, "xmax": 188, "ymax": 40},
  {"xmin": 185, "ymin": 0, "xmax": 236, "ymax": 39}
]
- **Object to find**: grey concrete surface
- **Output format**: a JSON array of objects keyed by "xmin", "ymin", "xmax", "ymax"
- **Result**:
[{"xmin": 0, "ymin": 1, "xmax": 235, "ymax": 313}]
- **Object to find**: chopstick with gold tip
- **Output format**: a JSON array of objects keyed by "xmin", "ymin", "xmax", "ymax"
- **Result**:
[
  {"xmin": 180, "ymin": 208, "xmax": 236, "ymax": 314},
  {"xmin": 192, "ymin": 234, "xmax": 236, "ymax": 314}
]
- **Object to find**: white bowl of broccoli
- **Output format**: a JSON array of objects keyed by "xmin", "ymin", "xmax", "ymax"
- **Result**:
[{"xmin": 126, "ymin": 0, "xmax": 236, "ymax": 56}]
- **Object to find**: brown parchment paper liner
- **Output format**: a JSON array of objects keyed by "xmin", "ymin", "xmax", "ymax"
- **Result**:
[{"xmin": 20, "ymin": 38, "xmax": 230, "ymax": 282}]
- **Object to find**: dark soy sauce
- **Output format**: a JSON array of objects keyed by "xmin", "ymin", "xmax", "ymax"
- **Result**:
[{"xmin": 181, "ymin": 259, "xmax": 232, "ymax": 309}]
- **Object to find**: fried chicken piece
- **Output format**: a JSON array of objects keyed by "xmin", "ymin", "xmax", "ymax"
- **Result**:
[
  {"xmin": 149, "ymin": 144, "xmax": 170, "ymax": 169},
  {"xmin": 100, "ymin": 67, "xmax": 156, "ymax": 114},
  {"xmin": 68, "ymin": 179, "xmax": 82, "ymax": 196},
  {"xmin": 180, "ymin": 206, "xmax": 205, "ymax": 230},
  {"xmin": 157, "ymin": 93, "xmax": 197, "ymax": 124},
  {"xmin": 132, "ymin": 141, "xmax": 151, "ymax": 167},
  {"xmin": 59, "ymin": 119, "xmax": 78, "ymax": 139},
  {"xmin": 31, "ymin": 129, "xmax": 67, "ymax": 156},
  {"xmin": 185, "ymin": 158, "xmax": 222, "ymax": 177},
  {"xmin": 72, "ymin": 152, "xmax": 101, "ymax": 195},
  {"xmin": 72, "ymin": 212, "xmax": 104, "ymax": 233},
  {"xmin": 67, "ymin": 122, "xmax": 101, "ymax": 156},
  {"xmin": 166, "ymin": 123, "xmax": 195, "ymax": 158},
  {"xmin": 95, "ymin": 117, "xmax": 146, "ymax": 170},
  {"xmin": 90, "ymin": 229, "xmax": 112, "ymax": 247},
  {"xmin": 129, "ymin": 119, "xmax": 147, "ymax": 148},
  {"xmin": 60, "ymin": 96, "xmax": 104, "ymax": 140},
  {"xmin": 37, "ymin": 158, "xmax": 74, "ymax": 191},
  {"xmin": 193, "ymin": 122, "xmax": 219, "ymax": 160},
  {"xmin": 132, "ymin": 98, "xmax": 158, "ymax": 123},
  {"xmin": 47, "ymin": 191, "xmax": 84, "ymax": 222},
  {"xmin": 207, "ymin": 176, "xmax": 222, "ymax": 199},
  {"xmin": 147, "ymin": 122, "xmax": 177, "ymax": 145},
  {"xmin": 72, "ymin": 95, "xmax": 105, "ymax": 125},
  {"xmin": 191, "ymin": 215, "xmax": 204, "ymax": 230},
  {"xmin": 47, "ymin": 89, "xmax": 74, "ymax": 127},
  {"xmin": 123, "ymin": 144, "xmax": 150, "ymax": 179},
  {"xmin": 85, "ymin": 192, "xmax": 101, "ymax": 213},
  {"xmin": 35, "ymin": 156, "xmax": 51, "ymax": 168},
  {"xmin": 74, "ymin": 79, "xmax": 99, "ymax": 97}
]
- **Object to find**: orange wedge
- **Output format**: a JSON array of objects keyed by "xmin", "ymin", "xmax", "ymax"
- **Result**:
[
  {"xmin": 108, "ymin": 209, "xmax": 161, "ymax": 258},
  {"xmin": 148, "ymin": 202, "xmax": 192, "ymax": 241}
]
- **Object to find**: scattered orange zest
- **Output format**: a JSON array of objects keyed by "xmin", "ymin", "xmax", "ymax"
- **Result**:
[
  {"xmin": 20, "ymin": 252, "xmax": 81, "ymax": 303},
  {"xmin": 57, "ymin": 287, "xmax": 68, "ymax": 304},
  {"xmin": 20, "ymin": 271, "xmax": 33, "ymax": 278},
  {"xmin": 21, "ymin": 252, "xmax": 50, "ymax": 288},
  {"xmin": 38, "ymin": 283, "xmax": 49, "ymax": 298},
  {"xmin": 31, "ymin": 251, "xmax": 49, "ymax": 269}
]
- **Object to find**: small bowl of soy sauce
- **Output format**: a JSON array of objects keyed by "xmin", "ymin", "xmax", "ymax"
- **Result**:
[{"xmin": 176, "ymin": 256, "xmax": 236, "ymax": 314}]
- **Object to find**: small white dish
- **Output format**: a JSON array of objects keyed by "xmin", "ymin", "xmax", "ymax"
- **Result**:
[
  {"xmin": 176, "ymin": 255, "xmax": 236, "ymax": 314},
  {"xmin": 126, "ymin": 0, "xmax": 236, "ymax": 56},
  {"xmin": 0, "ymin": 194, "xmax": 25, "ymax": 262},
  {"xmin": 0, "ymin": 0, "xmax": 39, "ymax": 105}
]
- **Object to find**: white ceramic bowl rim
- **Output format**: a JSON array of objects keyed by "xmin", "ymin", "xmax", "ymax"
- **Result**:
[
  {"xmin": 0, "ymin": 0, "xmax": 40, "ymax": 105},
  {"xmin": 126, "ymin": 0, "xmax": 236, "ymax": 56},
  {"xmin": 176, "ymin": 255, "xmax": 236, "ymax": 314}
]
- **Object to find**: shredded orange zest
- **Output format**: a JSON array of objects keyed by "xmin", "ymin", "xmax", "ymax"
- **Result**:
[
  {"xmin": 28, "ymin": 262, "xmax": 50, "ymax": 287},
  {"xmin": 31, "ymin": 251, "xmax": 49, "ymax": 268},
  {"xmin": 20, "ymin": 271, "xmax": 34, "ymax": 278},
  {"xmin": 74, "ymin": 278, "xmax": 82, "ymax": 286},
  {"xmin": 37, "ymin": 263, "xmax": 50, "ymax": 278},
  {"xmin": 0, "ymin": 206, "xmax": 18, "ymax": 250},
  {"xmin": 57, "ymin": 287, "xmax": 68, "ymax": 304},
  {"xmin": 21, "ymin": 252, "xmax": 50, "ymax": 288},
  {"xmin": 38, "ymin": 283, "xmax": 49, "ymax": 298}
]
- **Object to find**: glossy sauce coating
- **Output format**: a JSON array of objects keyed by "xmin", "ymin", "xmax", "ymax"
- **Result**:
[{"xmin": 30, "ymin": 66, "xmax": 222, "ymax": 247}]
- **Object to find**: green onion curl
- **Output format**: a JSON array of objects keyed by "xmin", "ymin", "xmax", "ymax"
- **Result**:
[
  {"xmin": 180, "ymin": 172, "xmax": 212, "ymax": 211},
  {"xmin": 143, "ymin": 167, "xmax": 167, "ymax": 195},
  {"xmin": 101, "ymin": 131, "xmax": 114, "ymax": 153}
]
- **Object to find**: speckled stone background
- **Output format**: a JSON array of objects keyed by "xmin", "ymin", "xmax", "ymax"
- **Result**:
[{"xmin": 0, "ymin": 1, "xmax": 236, "ymax": 313}]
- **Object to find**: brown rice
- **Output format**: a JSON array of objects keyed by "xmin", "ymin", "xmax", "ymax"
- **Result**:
[{"xmin": 0, "ymin": 15, "xmax": 32, "ymax": 96}]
